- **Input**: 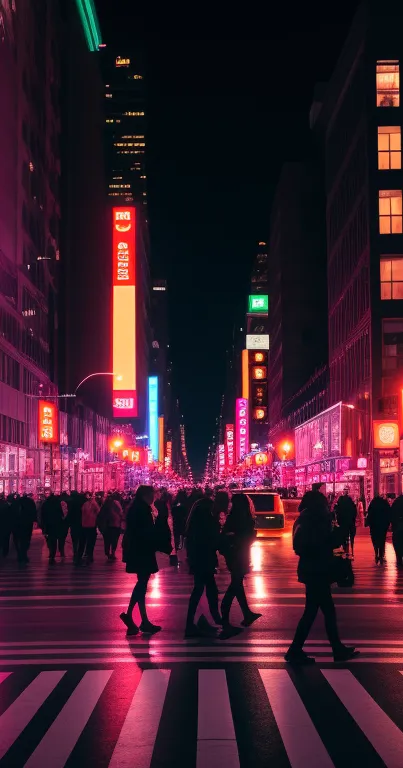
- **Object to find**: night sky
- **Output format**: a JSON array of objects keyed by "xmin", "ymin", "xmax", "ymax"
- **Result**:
[{"xmin": 95, "ymin": 1, "xmax": 359, "ymax": 474}]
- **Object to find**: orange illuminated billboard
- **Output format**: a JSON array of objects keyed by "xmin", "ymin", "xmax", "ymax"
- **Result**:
[
  {"xmin": 373, "ymin": 420, "xmax": 399, "ymax": 449},
  {"xmin": 38, "ymin": 400, "xmax": 59, "ymax": 444},
  {"xmin": 112, "ymin": 207, "xmax": 137, "ymax": 417}
]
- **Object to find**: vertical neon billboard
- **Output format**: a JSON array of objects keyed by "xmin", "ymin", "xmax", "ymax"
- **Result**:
[
  {"xmin": 236, "ymin": 398, "xmax": 249, "ymax": 462},
  {"xmin": 218, "ymin": 444, "xmax": 225, "ymax": 476},
  {"xmin": 112, "ymin": 206, "xmax": 137, "ymax": 418},
  {"xmin": 225, "ymin": 424, "xmax": 234, "ymax": 467},
  {"xmin": 148, "ymin": 376, "xmax": 159, "ymax": 460}
]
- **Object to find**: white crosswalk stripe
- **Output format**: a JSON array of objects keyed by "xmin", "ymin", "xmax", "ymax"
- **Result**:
[
  {"xmin": 108, "ymin": 669, "xmax": 170, "ymax": 768},
  {"xmin": 25, "ymin": 670, "xmax": 112, "ymax": 768},
  {"xmin": 2, "ymin": 665, "xmax": 403, "ymax": 764},
  {"xmin": 0, "ymin": 670, "xmax": 65, "ymax": 761},
  {"xmin": 323, "ymin": 670, "xmax": 403, "ymax": 767},
  {"xmin": 197, "ymin": 670, "xmax": 239, "ymax": 768},
  {"xmin": 259, "ymin": 669, "xmax": 334, "ymax": 768}
]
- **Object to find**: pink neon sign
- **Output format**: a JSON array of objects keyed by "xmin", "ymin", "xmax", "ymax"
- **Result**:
[{"xmin": 236, "ymin": 398, "xmax": 249, "ymax": 461}]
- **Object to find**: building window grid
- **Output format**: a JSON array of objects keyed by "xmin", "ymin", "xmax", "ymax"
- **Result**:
[
  {"xmin": 378, "ymin": 126, "xmax": 401, "ymax": 170},
  {"xmin": 383, "ymin": 319, "xmax": 403, "ymax": 372},
  {"xmin": 376, "ymin": 60, "xmax": 400, "ymax": 107},
  {"xmin": 380, "ymin": 257, "xmax": 403, "ymax": 299},
  {"xmin": 379, "ymin": 190, "xmax": 403, "ymax": 234}
]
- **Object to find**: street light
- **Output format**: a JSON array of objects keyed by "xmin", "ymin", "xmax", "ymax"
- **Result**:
[{"xmin": 27, "ymin": 372, "xmax": 123, "ymax": 399}]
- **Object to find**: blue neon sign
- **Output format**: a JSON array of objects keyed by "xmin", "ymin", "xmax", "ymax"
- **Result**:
[{"xmin": 148, "ymin": 376, "xmax": 159, "ymax": 460}]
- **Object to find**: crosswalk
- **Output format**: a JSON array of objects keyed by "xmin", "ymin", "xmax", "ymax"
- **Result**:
[{"xmin": 1, "ymin": 666, "xmax": 403, "ymax": 766}]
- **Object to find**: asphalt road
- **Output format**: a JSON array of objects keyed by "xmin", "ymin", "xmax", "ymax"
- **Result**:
[{"xmin": 1, "ymin": 525, "xmax": 403, "ymax": 766}]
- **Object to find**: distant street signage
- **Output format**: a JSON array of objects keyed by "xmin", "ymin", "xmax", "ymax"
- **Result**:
[
  {"xmin": 246, "ymin": 334, "xmax": 270, "ymax": 350},
  {"xmin": 248, "ymin": 295, "xmax": 268, "ymax": 313}
]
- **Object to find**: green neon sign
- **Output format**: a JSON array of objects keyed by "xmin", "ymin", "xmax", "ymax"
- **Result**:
[
  {"xmin": 248, "ymin": 294, "xmax": 268, "ymax": 313},
  {"xmin": 75, "ymin": 0, "xmax": 102, "ymax": 52}
]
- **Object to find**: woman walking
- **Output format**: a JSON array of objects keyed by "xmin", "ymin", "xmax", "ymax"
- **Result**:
[
  {"xmin": 121, "ymin": 485, "xmax": 161, "ymax": 635},
  {"xmin": 285, "ymin": 490, "xmax": 359, "ymax": 664},
  {"xmin": 220, "ymin": 493, "xmax": 261, "ymax": 638},
  {"xmin": 185, "ymin": 497, "xmax": 222, "ymax": 637}
]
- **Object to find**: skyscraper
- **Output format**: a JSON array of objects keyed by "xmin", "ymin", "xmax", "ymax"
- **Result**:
[{"xmin": 101, "ymin": 50, "xmax": 147, "ymax": 207}]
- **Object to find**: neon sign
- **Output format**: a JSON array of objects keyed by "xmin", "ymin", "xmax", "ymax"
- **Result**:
[
  {"xmin": 236, "ymin": 398, "xmax": 249, "ymax": 461},
  {"xmin": 218, "ymin": 444, "xmax": 225, "ymax": 476},
  {"xmin": 148, "ymin": 376, "xmax": 159, "ymax": 460},
  {"xmin": 38, "ymin": 401, "xmax": 59, "ymax": 444},
  {"xmin": 225, "ymin": 424, "xmax": 234, "ymax": 467},
  {"xmin": 248, "ymin": 295, "xmax": 268, "ymax": 313},
  {"xmin": 112, "ymin": 207, "xmax": 137, "ymax": 417}
]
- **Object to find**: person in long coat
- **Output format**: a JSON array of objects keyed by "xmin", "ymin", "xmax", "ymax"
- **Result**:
[{"xmin": 120, "ymin": 485, "xmax": 161, "ymax": 635}]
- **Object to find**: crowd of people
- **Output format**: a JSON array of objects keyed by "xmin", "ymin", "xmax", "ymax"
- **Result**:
[{"xmin": 1, "ymin": 483, "xmax": 403, "ymax": 658}]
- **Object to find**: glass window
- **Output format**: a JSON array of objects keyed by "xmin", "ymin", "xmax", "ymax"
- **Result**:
[
  {"xmin": 379, "ymin": 190, "xmax": 403, "ymax": 233},
  {"xmin": 383, "ymin": 319, "xmax": 403, "ymax": 371},
  {"xmin": 378, "ymin": 126, "xmax": 401, "ymax": 169},
  {"xmin": 380, "ymin": 257, "xmax": 403, "ymax": 298},
  {"xmin": 377, "ymin": 60, "xmax": 400, "ymax": 107}
]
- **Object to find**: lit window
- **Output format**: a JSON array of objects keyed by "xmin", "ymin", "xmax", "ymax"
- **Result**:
[
  {"xmin": 383, "ymin": 319, "xmax": 403, "ymax": 371},
  {"xmin": 105, "ymin": 93, "xmax": 112, "ymax": 98},
  {"xmin": 105, "ymin": 119, "xmax": 114, "ymax": 123},
  {"xmin": 29, "ymin": 162, "xmax": 34, "ymax": 172},
  {"xmin": 124, "ymin": 111, "xmax": 145, "ymax": 116},
  {"xmin": 378, "ymin": 126, "xmax": 401, "ymax": 169},
  {"xmin": 377, "ymin": 60, "xmax": 400, "ymax": 107},
  {"xmin": 116, "ymin": 57, "xmax": 130, "ymax": 67},
  {"xmin": 131, "ymin": 74, "xmax": 143, "ymax": 80},
  {"xmin": 379, "ymin": 190, "xmax": 402, "ymax": 233},
  {"xmin": 380, "ymin": 256, "xmax": 403, "ymax": 299}
]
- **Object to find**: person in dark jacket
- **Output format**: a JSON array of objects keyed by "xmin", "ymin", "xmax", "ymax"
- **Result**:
[
  {"xmin": 285, "ymin": 490, "xmax": 358, "ymax": 664},
  {"xmin": 219, "ymin": 493, "xmax": 261, "ymax": 638},
  {"xmin": 41, "ymin": 493, "xmax": 65, "ymax": 563},
  {"xmin": 67, "ymin": 492, "xmax": 85, "ymax": 561},
  {"xmin": 12, "ymin": 494, "xmax": 36, "ymax": 563},
  {"xmin": 172, "ymin": 490, "xmax": 188, "ymax": 550},
  {"xmin": 185, "ymin": 497, "xmax": 222, "ymax": 637},
  {"xmin": 120, "ymin": 485, "xmax": 161, "ymax": 635},
  {"xmin": 0, "ymin": 494, "xmax": 12, "ymax": 558},
  {"xmin": 365, "ymin": 495, "xmax": 391, "ymax": 564},
  {"xmin": 390, "ymin": 495, "xmax": 403, "ymax": 566},
  {"xmin": 98, "ymin": 495, "xmax": 123, "ymax": 560},
  {"xmin": 334, "ymin": 489, "xmax": 357, "ymax": 557}
]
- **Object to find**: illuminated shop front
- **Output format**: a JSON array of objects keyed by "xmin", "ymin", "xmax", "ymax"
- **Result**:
[
  {"xmin": 295, "ymin": 402, "xmax": 372, "ymax": 499},
  {"xmin": 373, "ymin": 420, "xmax": 400, "ymax": 497}
]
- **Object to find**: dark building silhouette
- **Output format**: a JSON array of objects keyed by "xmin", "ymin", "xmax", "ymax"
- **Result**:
[{"xmin": 267, "ymin": 160, "xmax": 327, "ymax": 429}]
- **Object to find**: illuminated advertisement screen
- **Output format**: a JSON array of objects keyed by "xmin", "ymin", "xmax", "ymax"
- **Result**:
[
  {"xmin": 236, "ymin": 398, "xmax": 249, "ymax": 462},
  {"xmin": 38, "ymin": 400, "xmax": 59, "ymax": 444},
  {"xmin": 148, "ymin": 376, "xmax": 159, "ymax": 460},
  {"xmin": 248, "ymin": 295, "xmax": 268, "ymax": 313},
  {"xmin": 112, "ymin": 207, "xmax": 137, "ymax": 418},
  {"xmin": 225, "ymin": 424, "xmax": 234, "ymax": 467},
  {"xmin": 246, "ymin": 334, "xmax": 270, "ymax": 350}
]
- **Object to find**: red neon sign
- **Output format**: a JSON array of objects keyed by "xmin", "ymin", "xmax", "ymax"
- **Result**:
[
  {"xmin": 225, "ymin": 424, "xmax": 234, "ymax": 467},
  {"xmin": 38, "ymin": 400, "xmax": 59, "ymax": 444},
  {"xmin": 236, "ymin": 398, "xmax": 249, "ymax": 462},
  {"xmin": 112, "ymin": 207, "xmax": 137, "ymax": 417},
  {"xmin": 218, "ymin": 444, "xmax": 225, "ymax": 475}
]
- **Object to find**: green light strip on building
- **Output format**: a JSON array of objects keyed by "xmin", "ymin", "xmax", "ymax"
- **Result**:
[{"xmin": 75, "ymin": 0, "xmax": 102, "ymax": 52}]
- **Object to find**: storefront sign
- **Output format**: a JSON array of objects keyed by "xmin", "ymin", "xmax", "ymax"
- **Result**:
[
  {"xmin": 218, "ymin": 444, "xmax": 225, "ymax": 475},
  {"xmin": 373, "ymin": 421, "xmax": 399, "ymax": 449},
  {"xmin": 38, "ymin": 401, "xmax": 58, "ymax": 444}
]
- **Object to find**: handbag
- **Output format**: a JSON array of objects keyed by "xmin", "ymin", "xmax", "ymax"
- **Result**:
[
  {"xmin": 154, "ymin": 515, "xmax": 173, "ymax": 555},
  {"xmin": 332, "ymin": 551, "xmax": 354, "ymax": 587}
]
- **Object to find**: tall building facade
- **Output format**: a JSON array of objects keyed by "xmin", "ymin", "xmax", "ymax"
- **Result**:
[
  {"xmin": 101, "ymin": 50, "xmax": 147, "ymax": 207},
  {"xmin": 0, "ymin": 1, "xmax": 60, "ymax": 492},
  {"xmin": 296, "ymin": 0, "xmax": 403, "ymax": 497}
]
